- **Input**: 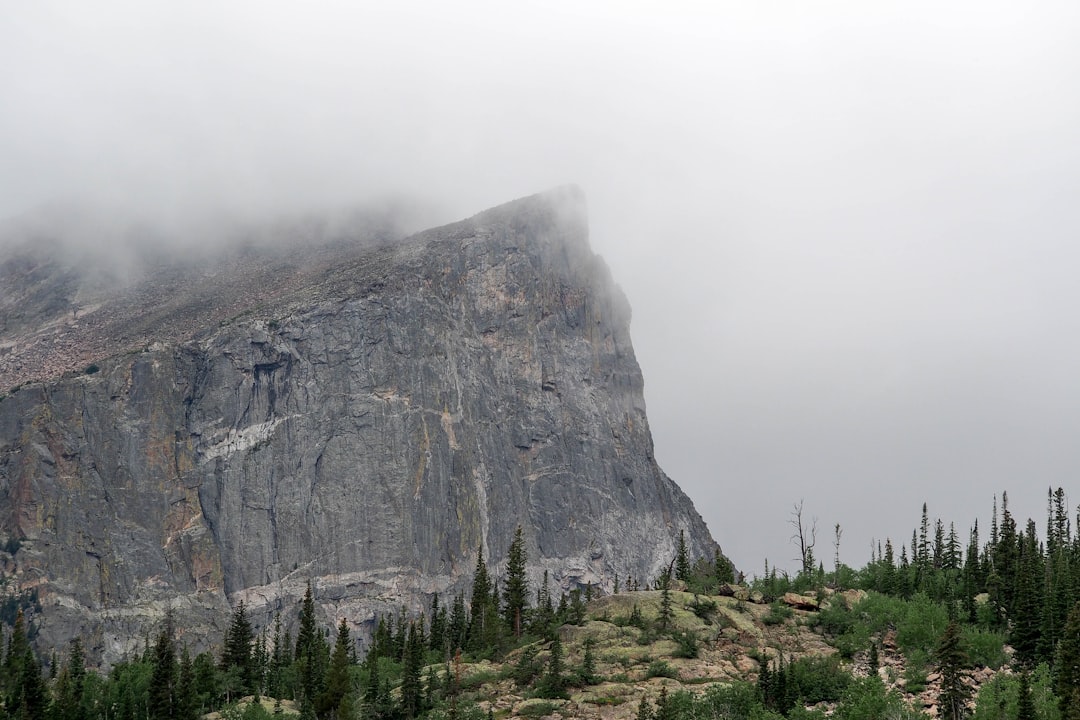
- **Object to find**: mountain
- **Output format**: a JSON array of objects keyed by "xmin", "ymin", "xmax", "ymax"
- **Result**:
[{"xmin": 0, "ymin": 187, "xmax": 720, "ymax": 664}]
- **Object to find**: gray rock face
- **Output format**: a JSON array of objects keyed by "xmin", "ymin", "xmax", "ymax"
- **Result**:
[{"xmin": 0, "ymin": 187, "xmax": 719, "ymax": 664}]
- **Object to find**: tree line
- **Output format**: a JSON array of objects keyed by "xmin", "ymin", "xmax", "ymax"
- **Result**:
[{"xmin": 0, "ymin": 525, "xmax": 727, "ymax": 720}]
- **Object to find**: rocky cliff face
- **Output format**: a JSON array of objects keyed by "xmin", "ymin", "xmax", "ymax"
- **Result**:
[{"xmin": 0, "ymin": 187, "xmax": 719, "ymax": 664}]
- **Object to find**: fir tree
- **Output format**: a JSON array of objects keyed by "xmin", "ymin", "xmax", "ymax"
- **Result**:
[
  {"xmin": 935, "ymin": 620, "xmax": 970, "ymax": 720},
  {"xmin": 502, "ymin": 526, "xmax": 529, "ymax": 638},
  {"xmin": 1017, "ymin": 668, "xmax": 1036, "ymax": 720},
  {"xmin": 658, "ymin": 571, "xmax": 673, "ymax": 631},
  {"xmin": 149, "ymin": 613, "xmax": 178, "ymax": 719},
  {"xmin": 400, "ymin": 622, "xmax": 424, "ymax": 718},
  {"xmin": 318, "ymin": 618, "xmax": 353, "ymax": 719},
  {"xmin": 177, "ymin": 646, "xmax": 199, "ymax": 720},
  {"xmin": 1055, "ymin": 602, "xmax": 1080, "ymax": 720},
  {"xmin": 675, "ymin": 530, "xmax": 691, "ymax": 582},
  {"xmin": 221, "ymin": 601, "xmax": 255, "ymax": 697},
  {"xmin": 467, "ymin": 544, "xmax": 493, "ymax": 652}
]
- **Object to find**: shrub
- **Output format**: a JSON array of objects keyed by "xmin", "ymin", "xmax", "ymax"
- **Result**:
[
  {"xmin": 689, "ymin": 596, "xmax": 719, "ymax": 623},
  {"xmin": 84, "ymin": 364, "xmax": 100, "ymax": 375},
  {"xmin": 518, "ymin": 701, "xmax": 557, "ymax": 718},
  {"xmin": 671, "ymin": 630, "xmax": 699, "ymax": 659},
  {"xmin": 787, "ymin": 655, "xmax": 851, "ymax": 704},
  {"xmin": 645, "ymin": 660, "xmax": 679, "ymax": 679},
  {"xmin": 763, "ymin": 603, "xmax": 793, "ymax": 626}
]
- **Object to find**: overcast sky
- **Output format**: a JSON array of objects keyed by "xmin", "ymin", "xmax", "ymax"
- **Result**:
[{"xmin": 3, "ymin": 2, "xmax": 1080, "ymax": 573}]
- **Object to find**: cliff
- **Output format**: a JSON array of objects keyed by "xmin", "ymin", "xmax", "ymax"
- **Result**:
[{"xmin": 0, "ymin": 187, "xmax": 720, "ymax": 664}]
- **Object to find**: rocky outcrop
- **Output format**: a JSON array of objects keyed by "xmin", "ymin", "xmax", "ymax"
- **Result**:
[{"xmin": 0, "ymin": 187, "xmax": 721, "ymax": 664}]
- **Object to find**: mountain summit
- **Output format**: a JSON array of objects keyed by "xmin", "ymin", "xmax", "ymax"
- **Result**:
[{"xmin": 0, "ymin": 187, "xmax": 720, "ymax": 663}]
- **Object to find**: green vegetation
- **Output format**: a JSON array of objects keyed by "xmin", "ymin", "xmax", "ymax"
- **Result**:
[{"xmin": 9, "ymin": 487, "xmax": 1080, "ymax": 718}]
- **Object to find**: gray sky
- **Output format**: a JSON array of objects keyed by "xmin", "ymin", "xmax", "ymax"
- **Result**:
[{"xmin": 3, "ymin": 2, "xmax": 1080, "ymax": 573}]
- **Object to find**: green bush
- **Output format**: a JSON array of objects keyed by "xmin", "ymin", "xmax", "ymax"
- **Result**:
[
  {"xmin": 763, "ymin": 603, "xmax": 793, "ymax": 626},
  {"xmin": 962, "ymin": 626, "xmax": 1007, "ymax": 669},
  {"xmin": 645, "ymin": 660, "xmax": 679, "ymax": 680},
  {"xmin": 671, "ymin": 630, "xmax": 699, "ymax": 659},
  {"xmin": 84, "ymin": 364, "xmax": 100, "ymax": 375},
  {"xmin": 518, "ymin": 701, "xmax": 557, "ymax": 717},
  {"xmin": 787, "ymin": 655, "xmax": 851, "ymax": 704}
]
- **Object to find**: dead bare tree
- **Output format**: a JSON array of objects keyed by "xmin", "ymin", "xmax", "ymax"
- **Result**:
[{"xmin": 790, "ymin": 500, "xmax": 817, "ymax": 577}]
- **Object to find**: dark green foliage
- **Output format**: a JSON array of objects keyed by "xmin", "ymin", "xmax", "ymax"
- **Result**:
[
  {"xmin": 657, "ymin": 571, "xmax": 673, "ymax": 631},
  {"xmin": 502, "ymin": 526, "xmax": 529, "ymax": 638},
  {"xmin": 149, "ymin": 614, "xmax": 178, "ymax": 719},
  {"xmin": 222, "ymin": 602, "xmax": 255, "ymax": 699},
  {"xmin": 577, "ymin": 637, "xmax": 598, "ymax": 685},
  {"xmin": 936, "ymin": 620, "xmax": 971, "ymax": 720},
  {"xmin": 316, "ymin": 618, "xmax": 353, "ymax": 719},
  {"xmin": 83, "ymin": 364, "xmax": 100, "ymax": 374},
  {"xmin": 675, "ymin": 530, "xmax": 691, "ymax": 582},
  {"xmin": 534, "ymin": 633, "xmax": 567, "ymax": 699},
  {"xmin": 763, "ymin": 602, "xmax": 793, "ymax": 626},
  {"xmin": 671, "ymin": 629, "xmax": 699, "ymax": 659}
]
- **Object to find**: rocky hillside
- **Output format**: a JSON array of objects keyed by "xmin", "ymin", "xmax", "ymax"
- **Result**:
[{"xmin": 0, "ymin": 187, "xmax": 720, "ymax": 664}]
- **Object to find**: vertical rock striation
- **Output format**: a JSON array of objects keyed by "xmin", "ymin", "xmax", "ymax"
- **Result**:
[{"xmin": 0, "ymin": 187, "xmax": 720, "ymax": 664}]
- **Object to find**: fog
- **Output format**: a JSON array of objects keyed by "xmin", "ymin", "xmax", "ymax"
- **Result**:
[{"xmin": 4, "ymin": 2, "xmax": 1080, "ymax": 573}]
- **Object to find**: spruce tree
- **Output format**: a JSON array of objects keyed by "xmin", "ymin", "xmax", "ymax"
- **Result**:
[
  {"xmin": 675, "ymin": 530, "xmax": 691, "ymax": 582},
  {"xmin": 935, "ymin": 620, "xmax": 970, "ymax": 720},
  {"xmin": 1055, "ymin": 602, "xmax": 1080, "ymax": 720},
  {"xmin": 149, "ymin": 613, "xmax": 178, "ymax": 719},
  {"xmin": 658, "ymin": 571, "xmax": 674, "ymax": 631},
  {"xmin": 502, "ymin": 526, "xmax": 529, "ymax": 638},
  {"xmin": 467, "ymin": 544, "xmax": 492, "ymax": 652},
  {"xmin": 318, "ymin": 618, "xmax": 353, "ymax": 719},
  {"xmin": 1017, "ymin": 668, "xmax": 1036, "ymax": 720},
  {"xmin": 400, "ymin": 622, "xmax": 424, "ymax": 718},
  {"xmin": 221, "ymin": 601, "xmax": 254, "ymax": 696}
]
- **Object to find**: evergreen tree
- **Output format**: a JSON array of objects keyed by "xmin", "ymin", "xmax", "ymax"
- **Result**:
[
  {"xmin": 1055, "ymin": 602, "xmax": 1080, "ymax": 720},
  {"xmin": 675, "ymin": 530, "xmax": 691, "ymax": 582},
  {"xmin": 400, "ymin": 622, "xmax": 424, "ymax": 718},
  {"xmin": 502, "ymin": 526, "xmax": 529, "ymax": 638},
  {"xmin": 1017, "ymin": 668, "xmax": 1036, "ymax": 720},
  {"xmin": 935, "ymin": 620, "xmax": 970, "ymax": 720},
  {"xmin": 537, "ymin": 632, "xmax": 566, "ymax": 698},
  {"xmin": 297, "ymin": 581, "xmax": 319, "ymax": 662},
  {"xmin": 658, "ymin": 571, "xmax": 674, "ymax": 631},
  {"xmin": 52, "ymin": 636, "xmax": 88, "ymax": 720},
  {"xmin": 428, "ymin": 593, "xmax": 445, "ymax": 652},
  {"xmin": 578, "ymin": 637, "xmax": 597, "ymax": 686},
  {"xmin": 318, "ymin": 618, "xmax": 354, "ymax": 720},
  {"xmin": 19, "ymin": 646, "xmax": 47, "ymax": 720},
  {"xmin": 467, "ymin": 545, "xmax": 493, "ymax": 652},
  {"xmin": 1011, "ymin": 522, "xmax": 1044, "ymax": 667},
  {"xmin": 149, "ymin": 613, "xmax": 178, "ymax": 720},
  {"xmin": 221, "ymin": 601, "xmax": 255, "ymax": 697},
  {"xmin": 177, "ymin": 646, "xmax": 199, "ymax": 720},
  {"xmin": 447, "ymin": 592, "xmax": 467, "ymax": 654}
]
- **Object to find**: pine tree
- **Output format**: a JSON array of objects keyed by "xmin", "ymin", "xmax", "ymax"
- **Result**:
[
  {"xmin": 1017, "ymin": 668, "xmax": 1036, "ymax": 720},
  {"xmin": 1055, "ymin": 602, "xmax": 1080, "ymax": 720},
  {"xmin": 658, "ymin": 571, "xmax": 673, "ymax": 631},
  {"xmin": 935, "ymin": 620, "xmax": 970, "ymax": 720},
  {"xmin": 400, "ymin": 622, "xmax": 424, "ymax": 718},
  {"xmin": 221, "ymin": 601, "xmax": 254, "ymax": 697},
  {"xmin": 19, "ymin": 646, "xmax": 47, "ymax": 720},
  {"xmin": 502, "ymin": 526, "xmax": 529, "ymax": 638},
  {"xmin": 579, "ymin": 637, "xmax": 597, "ymax": 685},
  {"xmin": 177, "ymin": 646, "xmax": 198, "ymax": 720},
  {"xmin": 1011, "ymin": 522, "xmax": 1044, "ymax": 667},
  {"xmin": 467, "ymin": 544, "xmax": 492, "ymax": 652},
  {"xmin": 317, "ymin": 618, "xmax": 354, "ymax": 719},
  {"xmin": 675, "ymin": 530, "xmax": 691, "ymax": 582},
  {"xmin": 448, "ymin": 592, "xmax": 467, "ymax": 653},
  {"xmin": 149, "ymin": 613, "xmax": 178, "ymax": 719}
]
